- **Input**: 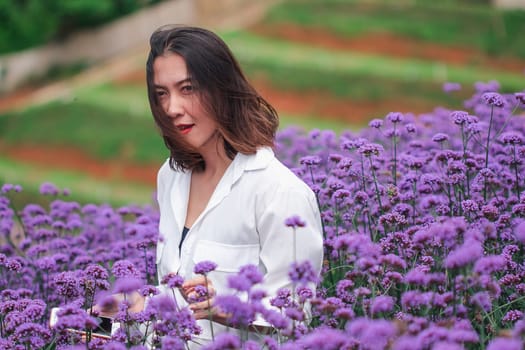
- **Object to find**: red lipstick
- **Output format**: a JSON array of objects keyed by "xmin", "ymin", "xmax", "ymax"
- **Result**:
[{"xmin": 177, "ymin": 124, "xmax": 193, "ymax": 135}]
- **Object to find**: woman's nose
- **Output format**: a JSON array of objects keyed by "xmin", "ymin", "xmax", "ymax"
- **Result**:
[{"xmin": 166, "ymin": 94, "xmax": 184, "ymax": 118}]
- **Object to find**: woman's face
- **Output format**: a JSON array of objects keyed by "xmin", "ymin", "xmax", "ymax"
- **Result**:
[{"xmin": 153, "ymin": 53, "xmax": 220, "ymax": 153}]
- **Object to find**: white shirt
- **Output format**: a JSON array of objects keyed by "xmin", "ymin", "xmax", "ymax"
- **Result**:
[{"xmin": 155, "ymin": 147, "xmax": 323, "ymax": 346}]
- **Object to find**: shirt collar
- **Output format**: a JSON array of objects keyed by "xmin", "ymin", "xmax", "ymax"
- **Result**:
[{"xmin": 235, "ymin": 146, "xmax": 274, "ymax": 171}]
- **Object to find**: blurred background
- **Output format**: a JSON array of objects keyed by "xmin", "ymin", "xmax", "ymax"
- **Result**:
[{"xmin": 0, "ymin": 0, "xmax": 524, "ymax": 207}]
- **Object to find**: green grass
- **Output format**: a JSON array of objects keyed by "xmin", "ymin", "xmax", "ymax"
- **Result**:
[
  {"xmin": 0, "ymin": 99, "xmax": 167, "ymax": 163},
  {"xmin": 0, "ymin": 107, "xmax": 350, "ymax": 206},
  {"xmin": 0, "ymin": 157, "xmax": 156, "ymax": 206},
  {"xmin": 0, "ymin": 110, "xmax": 350, "ymax": 206},
  {"xmin": 280, "ymin": 112, "xmax": 360, "ymax": 132},
  {"xmin": 5, "ymin": 28, "xmax": 520, "ymax": 169},
  {"xmin": 222, "ymin": 31, "xmax": 525, "ymax": 94},
  {"xmin": 264, "ymin": 0, "xmax": 525, "ymax": 58},
  {"xmin": 75, "ymin": 83, "xmax": 151, "ymax": 119},
  {"xmin": 0, "ymin": 84, "xmax": 353, "ymax": 160},
  {"xmin": 0, "ymin": 86, "xmax": 351, "ymax": 208},
  {"xmin": 242, "ymin": 60, "xmax": 469, "ymax": 108}
]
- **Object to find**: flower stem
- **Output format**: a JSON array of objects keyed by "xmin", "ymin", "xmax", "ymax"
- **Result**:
[
  {"xmin": 512, "ymin": 145, "xmax": 521, "ymax": 201},
  {"xmin": 204, "ymin": 275, "xmax": 215, "ymax": 341},
  {"xmin": 314, "ymin": 192, "xmax": 335, "ymax": 289},
  {"xmin": 392, "ymin": 124, "xmax": 398, "ymax": 186},
  {"xmin": 368, "ymin": 157, "xmax": 383, "ymax": 213},
  {"xmin": 483, "ymin": 105, "xmax": 494, "ymax": 201}
]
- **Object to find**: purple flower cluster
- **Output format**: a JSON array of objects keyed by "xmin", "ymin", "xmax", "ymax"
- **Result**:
[
  {"xmin": 274, "ymin": 82, "xmax": 525, "ymax": 348},
  {"xmin": 193, "ymin": 260, "xmax": 218, "ymax": 275},
  {"xmin": 0, "ymin": 185, "xmax": 161, "ymax": 348},
  {"xmin": 1, "ymin": 81, "xmax": 525, "ymax": 348}
]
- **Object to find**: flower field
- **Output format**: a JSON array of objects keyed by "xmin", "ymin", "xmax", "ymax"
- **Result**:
[{"xmin": 1, "ymin": 83, "xmax": 524, "ymax": 349}]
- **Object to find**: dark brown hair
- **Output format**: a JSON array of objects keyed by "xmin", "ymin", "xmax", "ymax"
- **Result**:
[{"xmin": 146, "ymin": 25, "xmax": 279, "ymax": 171}]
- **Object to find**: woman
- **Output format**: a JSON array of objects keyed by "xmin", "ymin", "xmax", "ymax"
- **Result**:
[{"xmin": 141, "ymin": 25, "xmax": 323, "ymax": 347}]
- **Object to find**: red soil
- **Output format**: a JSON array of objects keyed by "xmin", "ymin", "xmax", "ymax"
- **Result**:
[
  {"xmin": 0, "ymin": 88, "xmax": 37, "ymax": 112},
  {"xmin": 254, "ymin": 79, "xmax": 435, "ymax": 123},
  {"xmin": 251, "ymin": 23, "xmax": 525, "ymax": 73},
  {"xmin": 3, "ymin": 145, "xmax": 158, "ymax": 187}
]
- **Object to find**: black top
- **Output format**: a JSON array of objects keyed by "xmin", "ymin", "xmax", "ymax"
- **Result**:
[{"xmin": 179, "ymin": 226, "xmax": 190, "ymax": 252}]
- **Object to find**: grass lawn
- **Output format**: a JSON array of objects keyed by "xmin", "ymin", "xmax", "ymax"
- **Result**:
[
  {"xmin": 264, "ymin": 0, "xmax": 525, "ymax": 58},
  {"xmin": 221, "ymin": 31, "xmax": 525, "ymax": 94},
  {"xmin": 0, "ymin": 100, "xmax": 167, "ymax": 163},
  {"xmin": 0, "ymin": 90, "xmax": 352, "ymax": 205},
  {"xmin": 0, "ymin": 58, "xmax": 361, "ymax": 160},
  {"xmin": 0, "ymin": 158, "xmax": 156, "ymax": 207}
]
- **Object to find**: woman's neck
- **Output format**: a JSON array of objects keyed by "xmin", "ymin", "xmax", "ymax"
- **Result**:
[{"xmin": 198, "ymin": 136, "xmax": 232, "ymax": 177}]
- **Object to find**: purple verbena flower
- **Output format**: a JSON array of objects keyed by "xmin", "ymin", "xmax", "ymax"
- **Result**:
[
  {"xmin": 500, "ymin": 131, "xmax": 524, "ymax": 145},
  {"xmin": 12, "ymin": 323, "xmax": 51, "ymax": 348},
  {"xmin": 1, "ymin": 184, "xmax": 15, "ymax": 193},
  {"xmin": 358, "ymin": 143, "xmax": 384, "ymax": 157},
  {"xmin": 262, "ymin": 308, "xmax": 289, "ymax": 330},
  {"xmin": 296, "ymin": 327, "xmax": 353, "ymax": 350},
  {"xmin": 514, "ymin": 220, "xmax": 525, "ymax": 244},
  {"xmin": 347, "ymin": 318, "xmax": 397, "ymax": 349},
  {"xmin": 514, "ymin": 92, "xmax": 525, "ymax": 104},
  {"xmin": 161, "ymin": 336, "xmax": 186, "ymax": 350},
  {"xmin": 202, "ymin": 332, "xmax": 241, "ymax": 350},
  {"xmin": 39, "ymin": 182, "xmax": 59, "ymax": 195},
  {"xmin": 450, "ymin": 110, "xmax": 469, "ymax": 125},
  {"xmin": 214, "ymin": 295, "xmax": 255, "ymax": 327},
  {"xmin": 432, "ymin": 133, "xmax": 449, "ymax": 143},
  {"xmin": 85, "ymin": 264, "xmax": 109, "ymax": 281},
  {"xmin": 161, "ymin": 273, "xmax": 184, "ymax": 289},
  {"xmin": 405, "ymin": 123, "xmax": 416, "ymax": 133},
  {"xmin": 228, "ymin": 264, "xmax": 263, "ymax": 292},
  {"xmin": 471, "ymin": 291, "xmax": 492, "ymax": 312},
  {"xmin": 486, "ymin": 337, "xmax": 523, "ymax": 350},
  {"xmin": 288, "ymin": 260, "xmax": 318, "ymax": 285},
  {"xmin": 285, "ymin": 306, "xmax": 305, "ymax": 321},
  {"xmin": 139, "ymin": 284, "xmax": 159, "ymax": 297},
  {"xmin": 111, "ymin": 260, "xmax": 141, "ymax": 278},
  {"xmin": 502, "ymin": 310, "xmax": 523, "ymax": 323},
  {"xmin": 187, "ymin": 284, "xmax": 208, "ymax": 303},
  {"xmin": 444, "ymin": 238, "xmax": 483, "ymax": 269},
  {"xmin": 193, "ymin": 260, "xmax": 218, "ymax": 275},
  {"xmin": 299, "ymin": 155, "xmax": 321, "ymax": 166},
  {"xmin": 386, "ymin": 112, "xmax": 404, "ymax": 123},
  {"xmin": 443, "ymin": 82, "xmax": 461, "ymax": 93},
  {"xmin": 285, "ymin": 215, "xmax": 306, "ymax": 228},
  {"xmin": 369, "ymin": 119, "xmax": 383, "ymax": 129},
  {"xmin": 270, "ymin": 288, "xmax": 292, "ymax": 309},
  {"xmin": 53, "ymin": 271, "xmax": 82, "ymax": 299},
  {"xmin": 473, "ymin": 255, "xmax": 506, "ymax": 274},
  {"xmin": 482, "ymin": 92, "xmax": 505, "ymax": 107},
  {"xmin": 113, "ymin": 277, "xmax": 143, "ymax": 294},
  {"xmin": 370, "ymin": 295, "xmax": 395, "ymax": 315}
]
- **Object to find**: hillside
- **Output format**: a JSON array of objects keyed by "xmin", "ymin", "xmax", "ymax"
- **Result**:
[{"xmin": 1, "ymin": 0, "xmax": 524, "ymax": 205}]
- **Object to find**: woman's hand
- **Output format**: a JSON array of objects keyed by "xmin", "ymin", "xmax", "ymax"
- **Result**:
[
  {"xmin": 92, "ymin": 292, "xmax": 145, "ymax": 318},
  {"xmin": 180, "ymin": 276, "xmax": 274, "ymax": 333},
  {"xmin": 181, "ymin": 276, "xmax": 230, "ymax": 325}
]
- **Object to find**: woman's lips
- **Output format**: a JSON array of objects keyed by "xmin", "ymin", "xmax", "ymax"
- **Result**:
[{"xmin": 177, "ymin": 124, "xmax": 193, "ymax": 134}]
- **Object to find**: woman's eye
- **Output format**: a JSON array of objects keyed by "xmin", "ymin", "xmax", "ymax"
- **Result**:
[
  {"xmin": 156, "ymin": 90, "xmax": 167, "ymax": 98},
  {"xmin": 181, "ymin": 85, "xmax": 193, "ymax": 93}
]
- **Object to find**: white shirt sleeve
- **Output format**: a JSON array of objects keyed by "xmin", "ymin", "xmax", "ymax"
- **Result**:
[{"xmin": 255, "ymin": 185, "xmax": 324, "ymax": 316}]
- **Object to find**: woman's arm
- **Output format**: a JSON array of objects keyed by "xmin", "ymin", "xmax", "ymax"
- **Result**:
[{"xmin": 254, "ymin": 185, "xmax": 324, "ymax": 320}]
